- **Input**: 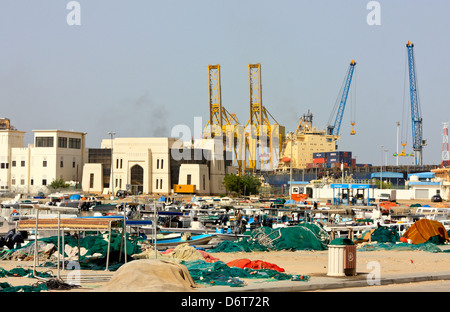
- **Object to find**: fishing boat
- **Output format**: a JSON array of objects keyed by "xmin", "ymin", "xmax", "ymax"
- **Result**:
[
  {"xmin": 215, "ymin": 232, "xmax": 250, "ymax": 241},
  {"xmin": 152, "ymin": 233, "xmax": 216, "ymax": 248}
]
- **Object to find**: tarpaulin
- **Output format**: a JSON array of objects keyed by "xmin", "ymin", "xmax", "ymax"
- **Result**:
[
  {"xmin": 226, "ymin": 259, "xmax": 285, "ymax": 272},
  {"xmin": 403, "ymin": 219, "xmax": 449, "ymax": 244}
]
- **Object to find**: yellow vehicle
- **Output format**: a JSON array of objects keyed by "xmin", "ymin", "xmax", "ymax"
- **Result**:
[{"xmin": 173, "ymin": 184, "xmax": 196, "ymax": 194}]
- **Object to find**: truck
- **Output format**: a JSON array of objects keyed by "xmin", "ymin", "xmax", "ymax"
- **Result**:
[{"xmin": 378, "ymin": 190, "xmax": 396, "ymax": 202}]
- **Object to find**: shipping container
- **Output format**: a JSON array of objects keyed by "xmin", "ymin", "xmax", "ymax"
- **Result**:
[
  {"xmin": 313, "ymin": 152, "xmax": 325, "ymax": 158},
  {"xmin": 313, "ymin": 157, "xmax": 326, "ymax": 163},
  {"xmin": 173, "ymin": 184, "xmax": 196, "ymax": 194},
  {"xmin": 307, "ymin": 163, "xmax": 322, "ymax": 169}
]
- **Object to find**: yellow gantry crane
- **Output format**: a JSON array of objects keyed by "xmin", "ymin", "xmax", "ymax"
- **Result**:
[
  {"xmin": 244, "ymin": 63, "xmax": 285, "ymax": 172},
  {"xmin": 203, "ymin": 65, "xmax": 244, "ymax": 172}
]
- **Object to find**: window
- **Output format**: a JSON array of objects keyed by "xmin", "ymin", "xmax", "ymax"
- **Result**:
[
  {"xmin": 203, "ymin": 175, "xmax": 206, "ymax": 190},
  {"xmin": 68, "ymin": 138, "xmax": 81, "ymax": 149},
  {"xmin": 43, "ymin": 160, "xmax": 47, "ymax": 167},
  {"xmin": 60, "ymin": 160, "xmax": 64, "ymax": 168},
  {"xmin": 161, "ymin": 159, "xmax": 164, "ymax": 169},
  {"xmin": 120, "ymin": 159, "xmax": 123, "ymax": 169},
  {"xmin": 156, "ymin": 179, "xmax": 159, "ymax": 189},
  {"xmin": 12, "ymin": 161, "xmax": 16, "ymax": 167},
  {"xmin": 73, "ymin": 161, "xmax": 76, "ymax": 168},
  {"xmin": 11, "ymin": 179, "xmax": 15, "ymax": 185},
  {"xmin": 160, "ymin": 179, "xmax": 163, "ymax": 189},
  {"xmin": 20, "ymin": 179, "xmax": 25, "ymax": 185},
  {"xmin": 89, "ymin": 173, "xmax": 94, "ymax": 188},
  {"xmin": 42, "ymin": 179, "xmax": 47, "ymax": 186},
  {"xmin": 36, "ymin": 137, "xmax": 54, "ymax": 147},
  {"xmin": 0, "ymin": 163, "xmax": 4, "ymax": 169},
  {"xmin": 21, "ymin": 161, "xmax": 25, "ymax": 167},
  {"xmin": 58, "ymin": 137, "xmax": 68, "ymax": 148},
  {"xmin": 30, "ymin": 179, "xmax": 34, "ymax": 186},
  {"xmin": 157, "ymin": 159, "xmax": 159, "ymax": 169},
  {"xmin": 187, "ymin": 174, "xmax": 191, "ymax": 185}
]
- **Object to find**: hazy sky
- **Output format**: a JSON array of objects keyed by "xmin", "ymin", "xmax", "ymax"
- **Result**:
[{"xmin": 0, "ymin": 1, "xmax": 449, "ymax": 166}]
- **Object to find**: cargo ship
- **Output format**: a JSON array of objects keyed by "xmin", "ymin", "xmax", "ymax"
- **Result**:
[{"xmin": 259, "ymin": 111, "xmax": 436, "ymax": 187}]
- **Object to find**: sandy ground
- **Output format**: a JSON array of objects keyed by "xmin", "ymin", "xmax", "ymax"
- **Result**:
[{"xmin": 1, "ymin": 246, "xmax": 450, "ymax": 292}]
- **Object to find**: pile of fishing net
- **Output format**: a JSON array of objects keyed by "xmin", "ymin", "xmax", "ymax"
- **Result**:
[
  {"xmin": 209, "ymin": 222, "xmax": 329, "ymax": 253},
  {"xmin": 0, "ymin": 267, "xmax": 53, "ymax": 279},
  {"xmin": 0, "ymin": 281, "xmax": 49, "ymax": 293},
  {"xmin": 356, "ymin": 221, "xmax": 450, "ymax": 253},
  {"xmin": 132, "ymin": 243, "xmax": 221, "ymax": 263},
  {"xmin": 358, "ymin": 241, "xmax": 448, "ymax": 253},
  {"xmin": 1, "ymin": 231, "xmax": 144, "ymax": 271},
  {"xmin": 93, "ymin": 259, "xmax": 197, "ymax": 292},
  {"xmin": 182, "ymin": 259, "xmax": 309, "ymax": 287}
]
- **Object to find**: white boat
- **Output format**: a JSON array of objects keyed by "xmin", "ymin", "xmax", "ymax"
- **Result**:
[
  {"xmin": 415, "ymin": 207, "xmax": 450, "ymax": 221},
  {"xmin": 1, "ymin": 194, "xmax": 39, "ymax": 208},
  {"xmin": 152, "ymin": 233, "xmax": 216, "ymax": 248}
]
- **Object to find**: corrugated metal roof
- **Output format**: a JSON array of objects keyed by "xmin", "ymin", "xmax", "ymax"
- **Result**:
[
  {"xmin": 408, "ymin": 172, "xmax": 435, "ymax": 179},
  {"xmin": 371, "ymin": 172, "xmax": 404, "ymax": 179}
]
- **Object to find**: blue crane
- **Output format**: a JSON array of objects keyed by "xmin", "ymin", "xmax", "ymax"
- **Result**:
[
  {"xmin": 406, "ymin": 41, "xmax": 426, "ymax": 165},
  {"xmin": 327, "ymin": 60, "xmax": 357, "ymax": 136}
]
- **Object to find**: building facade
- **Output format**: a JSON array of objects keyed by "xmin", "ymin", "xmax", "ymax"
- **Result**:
[
  {"xmin": 82, "ymin": 137, "xmax": 234, "ymax": 196},
  {"xmin": 0, "ymin": 121, "xmax": 87, "ymax": 194}
]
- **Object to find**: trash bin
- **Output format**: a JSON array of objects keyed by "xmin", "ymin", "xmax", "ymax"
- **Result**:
[{"xmin": 327, "ymin": 238, "xmax": 357, "ymax": 277}]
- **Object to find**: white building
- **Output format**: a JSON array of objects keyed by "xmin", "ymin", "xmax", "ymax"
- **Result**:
[
  {"xmin": 0, "ymin": 120, "xmax": 87, "ymax": 194},
  {"xmin": 82, "ymin": 137, "xmax": 235, "ymax": 196}
]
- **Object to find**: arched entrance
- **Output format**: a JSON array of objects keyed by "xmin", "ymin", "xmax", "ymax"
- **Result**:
[{"xmin": 130, "ymin": 164, "xmax": 144, "ymax": 195}]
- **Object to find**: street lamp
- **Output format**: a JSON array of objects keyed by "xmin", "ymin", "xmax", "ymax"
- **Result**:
[
  {"xmin": 108, "ymin": 132, "xmax": 116, "ymax": 197},
  {"xmin": 288, "ymin": 132, "xmax": 293, "ymax": 198},
  {"xmin": 380, "ymin": 145, "xmax": 383, "ymax": 190},
  {"xmin": 396, "ymin": 121, "xmax": 400, "ymax": 166}
]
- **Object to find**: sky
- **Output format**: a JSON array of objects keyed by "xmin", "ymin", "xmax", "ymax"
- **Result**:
[{"xmin": 0, "ymin": 0, "xmax": 449, "ymax": 167}]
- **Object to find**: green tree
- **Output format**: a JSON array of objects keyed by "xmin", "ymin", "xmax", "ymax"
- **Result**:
[
  {"xmin": 49, "ymin": 178, "xmax": 70, "ymax": 190},
  {"xmin": 240, "ymin": 174, "xmax": 262, "ymax": 196},
  {"xmin": 222, "ymin": 174, "xmax": 262, "ymax": 196},
  {"xmin": 222, "ymin": 174, "xmax": 241, "ymax": 194}
]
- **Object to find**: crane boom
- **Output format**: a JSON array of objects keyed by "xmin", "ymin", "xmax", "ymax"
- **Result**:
[
  {"xmin": 327, "ymin": 60, "xmax": 357, "ymax": 136},
  {"xmin": 406, "ymin": 41, "xmax": 425, "ymax": 165}
]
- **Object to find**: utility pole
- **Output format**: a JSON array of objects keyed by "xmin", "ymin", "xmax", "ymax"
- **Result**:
[
  {"xmin": 108, "ymin": 132, "xmax": 116, "ymax": 198},
  {"xmin": 380, "ymin": 145, "xmax": 383, "ymax": 190},
  {"xmin": 396, "ymin": 121, "xmax": 400, "ymax": 166},
  {"xmin": 289, "ymin": 132, "xmax": 293, "ymax": 198}
]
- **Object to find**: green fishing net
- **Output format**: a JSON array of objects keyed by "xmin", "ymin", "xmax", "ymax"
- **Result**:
[
  {"xmin": 182, "ymin": 259, "xmax": 309, "ymax": 287},
  {"xmin": 370, "ymin": 226, "xmax": 400, "ymax": 243},
  {"xmin": 359, "ymin": 241, "xmax": 445, "ymax": 253},
  {"xmin": 0, "ymin": 282, "xmax": 48, "ymax": 293},
  {"xmin": 0, "ymin": 267, "xmax": 53, "ymax": 279},
  {"xmin": 4, "ymin": 231, "xmax": 143, "ymax": 271},
  {"xmin": 209, "ymin": 223, "xmax": 329, "ymax": 253}
]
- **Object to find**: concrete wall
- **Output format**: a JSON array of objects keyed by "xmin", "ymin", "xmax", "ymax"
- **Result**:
[
  {"xmin": 178, "ymin": 164, "xmax": 210, "ymax": 195},
  {"xmin": 310, "ymin": 186, "xmax": 445, "ymax": 202},
  {"xmin": 81, "ymin": 163, "xmax": 103, "ymax": 194}
]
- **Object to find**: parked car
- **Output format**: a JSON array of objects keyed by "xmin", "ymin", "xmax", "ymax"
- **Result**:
[
  {"xmin": 116, "ymin": 190, "xmax": 131, "ymax": 198},
  {"xmin": 431, "ymin": 194, "xmax": 442, "ymax": 202}
]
